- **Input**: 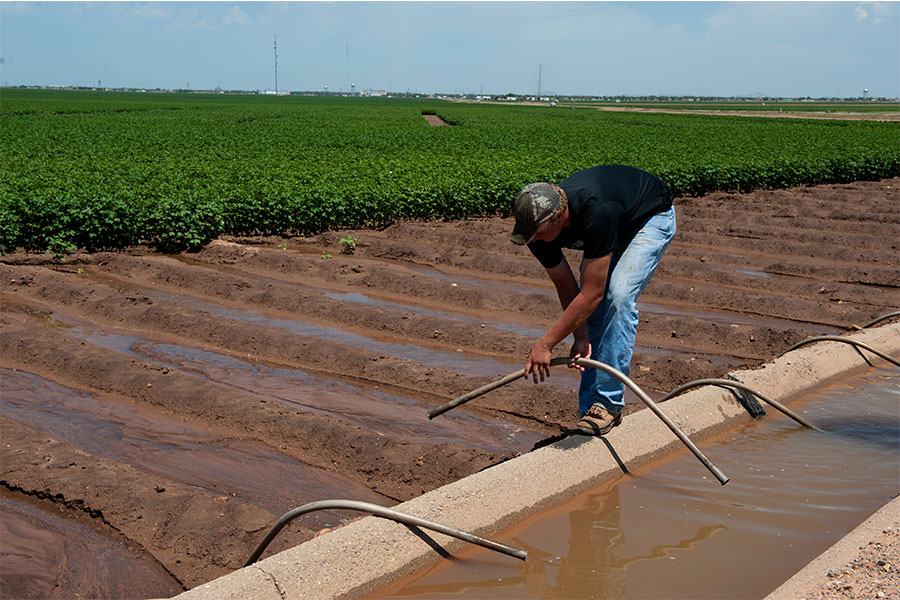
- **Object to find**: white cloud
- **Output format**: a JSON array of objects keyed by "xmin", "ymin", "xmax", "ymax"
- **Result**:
[
  {"xmin": 868, "ymin": 2, "xmax": 892, "ymax": 17},
  {"xmin": 223, "ymin": 6, "xmax": 250, "ymax": 26},
  {"xmin": 128, "ymin": 3, "xmax": 170, "ymax": 21},
  {"xmin": 870, "ymin": 0, "xmax": 893, "ymax": 24},
  {"xmin": 855, "ymin": 5, "xmax": 868, "ymax": 22}
]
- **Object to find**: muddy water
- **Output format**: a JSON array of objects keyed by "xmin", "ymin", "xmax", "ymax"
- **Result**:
[
  {"xmin": 376, "ymin": 368, "xmax": 900, "ymax": 599},
  {"xmin": 5, "ymin": 304, "xmax": 542, "ymax": 455},
  {"xmin": 325, "ymin": 292, "xmax": 733, "ymax": 366},
  {"xmin": 0, "ymin": 369, "xmax": 387, "ymax": 521},
  {"xmin": 0, "ymin": 495, "xmax": 183, "ymax": 600},
  {"xmin": 102, "ymin": 335, "xmax": 543, "ymax": 455},
  {"xmin": 127, "ymin": 341, "xmax": 541, "ymax": 453},
  {"xmin": 66, "ymin": 264, "xmax": 570, "ymax": 385},
  {"xmin": 400, "ymin": 263, "xmax": 839, "ymax": 334},
  {"xmin": 638, "ymin": 301, "xmax": 839, "ymax": 335},
  {"xmin": 144, "ymin": 288, "xmax": 584, "ymax": 391},
  {"xmin": 183, "ymin": 256, "xmax": 773, "ymax": 354},
  {"xmin": 175, "ymin": 256, "xmax": 564, "ymax": 343},
  {"xmin": 326, "ymin": 291, "xmax": 551, "ymax": 340}
]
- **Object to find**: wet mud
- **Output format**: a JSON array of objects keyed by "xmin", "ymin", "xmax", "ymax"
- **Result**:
[
  {"xmin": 0, "ymin": 494, "xmax": 183, "ymax": 600},
  {"xmin": 1, "ymin": 178, "xmax": 898, "ymax": 594}
]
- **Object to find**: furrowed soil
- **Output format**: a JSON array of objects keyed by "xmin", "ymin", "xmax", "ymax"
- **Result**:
[{"xmin": 1, "ymin": 179, "xmax": 898, "ymax": 597}]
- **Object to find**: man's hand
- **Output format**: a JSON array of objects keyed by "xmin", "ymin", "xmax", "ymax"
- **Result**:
[
  {"xmin": 569, "ymin": 338, "xmax": 591, "ymax": 372},
  {"xmin": 525, "ymin": 341, "xmax": 553, "ymax": 384}
]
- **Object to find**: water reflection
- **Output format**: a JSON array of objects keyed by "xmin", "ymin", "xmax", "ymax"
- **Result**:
[
  {"xmin": 523, "ymin": 486, "xmax": 629, "ymax": 599},
  {"xmin": 394, "ymin": 483, "xmax": 727, "ymax": 599}
]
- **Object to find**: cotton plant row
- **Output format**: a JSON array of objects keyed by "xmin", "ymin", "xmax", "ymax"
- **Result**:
[{"xmin": 2, "ymin": 89, "xmax": 897, "ymax": 255}]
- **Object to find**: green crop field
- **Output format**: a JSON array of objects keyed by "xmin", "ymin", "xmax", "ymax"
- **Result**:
[{"xmin": 2, "ymin": 89, "xmax": 898, "ymax": 255}]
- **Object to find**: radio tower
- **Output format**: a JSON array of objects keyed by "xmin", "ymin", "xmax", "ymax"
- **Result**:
[{"xmin": 274, "ymin": 35, "xmax": 278, "ymax": 94}]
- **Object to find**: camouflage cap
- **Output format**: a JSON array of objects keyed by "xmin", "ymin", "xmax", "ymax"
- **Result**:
[{"xmin": 510, "ymin": 182, "xmax": 561, "ymax": 245}]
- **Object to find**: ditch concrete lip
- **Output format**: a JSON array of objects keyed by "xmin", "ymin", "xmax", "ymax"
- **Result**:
[
  {"xmin": 170, "ymin": 323, "xmax": 900, "ymax": 600},
  {"xmin": 764, "ymin": 494, "xmax": 900, "ymax": 600}
]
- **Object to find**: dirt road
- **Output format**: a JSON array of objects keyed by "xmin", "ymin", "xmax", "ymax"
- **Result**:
[{"xmin": 1, "ymin": 178, "xmax": 897, "ymax": 596}]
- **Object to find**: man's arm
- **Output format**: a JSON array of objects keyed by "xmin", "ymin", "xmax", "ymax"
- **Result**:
[
  {"xmin": 525, "ymin": 254, "xmax": 611, "ymax": 383},
  {"xmin": 544, "ymin": 259, "xmax": 588, "ymax": 338}
]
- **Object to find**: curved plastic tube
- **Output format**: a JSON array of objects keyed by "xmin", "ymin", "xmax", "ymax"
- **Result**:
[
  {"xmin": 572, "ymin": 358, "xmax": 729, "ymax": 485},
  {"xmin": 429, "ymin": 357, "xmax": 730, "ymax": 485},
  {"xmin": 657, "ymin": 378, "xmax": 816, "ymax": 429},
  {"xmin": 862, "ymin": 311, "xmax": 900, "ymax": 329},
  {"xmin": 776, "ymin": 336, "xmax": 899, "ymax": 368},
  {"xmin": 427, "ymin": 357, "xmax": 575, "ymax": 419},
  {"xmin": 244, "ymin": 499, "xmax": 528, "ymax": 567}
]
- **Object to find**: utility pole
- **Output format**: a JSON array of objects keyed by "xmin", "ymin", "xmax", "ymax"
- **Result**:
[
  {"xmin": 274, "ymin": 35, "xmax": 278, "ymax": 94},
  {"xmin": 538, "ymin": 63, "xmax": 542, "ymax": 97}
]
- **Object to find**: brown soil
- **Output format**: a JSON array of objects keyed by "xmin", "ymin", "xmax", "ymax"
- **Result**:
[
  {"xmin": 458, "ymin": 98, "xmax": 900, "ymax": 122},
  {"xmin": 422, "ymin": 113, "xmax": 450, "ymax": 126},
  {"xmin": 590, "ymin": 105, "xmax": 900, "ymax": 122},
  {"xmin": 1, "ymin": 178, "xmax": 898, "ymax": 595}
]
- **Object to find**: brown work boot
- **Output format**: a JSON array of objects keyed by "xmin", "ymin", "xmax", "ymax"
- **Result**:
[{"xmin": 576, "ymin": 404, "xmax": 622, "ymax": 436}]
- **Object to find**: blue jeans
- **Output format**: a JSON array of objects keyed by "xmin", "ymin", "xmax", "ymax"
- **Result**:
[{"xmin": 578, "ymin": 206, "xmax": 676, "ymax": 416}]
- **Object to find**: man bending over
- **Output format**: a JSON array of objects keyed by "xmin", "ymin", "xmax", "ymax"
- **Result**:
[{"xmin": 510, "ymin": 165, "xmax": 676, "ymax": 434}]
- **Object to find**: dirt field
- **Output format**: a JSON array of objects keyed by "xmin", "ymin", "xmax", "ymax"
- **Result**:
[
  {"xmin": 590, "ymin": 105, "xmax": 900, "ymax": 122},
  {"xmin": 1, "ymin": 178, "xmax": 898, "ymax": 597},
  {"xmin": 456, "ymin": 99, "xmax": 900, "ymax": 122}
]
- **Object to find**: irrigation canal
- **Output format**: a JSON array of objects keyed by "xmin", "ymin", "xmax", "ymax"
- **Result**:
[{"xmin": 373, "ymin": 367, "xmax": 900, "ymax": 599}]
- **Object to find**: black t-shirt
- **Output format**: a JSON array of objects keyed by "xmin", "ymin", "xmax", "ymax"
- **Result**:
[{"xmin": 527, "ymin": 165, "xmax": 673, "ymax": 269}]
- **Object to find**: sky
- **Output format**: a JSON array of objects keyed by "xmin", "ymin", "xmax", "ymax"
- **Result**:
[{"xmin": 1, "ymin": 1, "xmax": 898, "ymax": 98}]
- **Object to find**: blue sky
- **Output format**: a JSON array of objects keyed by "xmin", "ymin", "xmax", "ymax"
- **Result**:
[{"xmin": 1, "ymin": 1, "xmax": 898, "ymax": 97}]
